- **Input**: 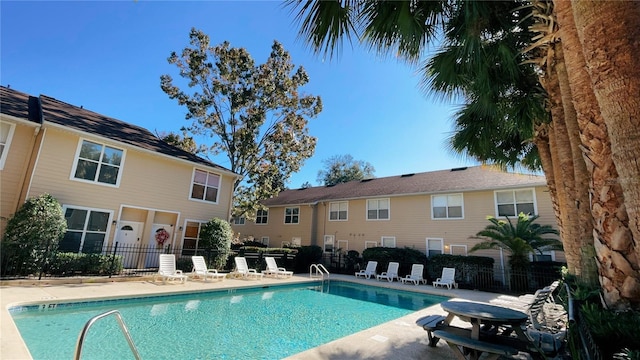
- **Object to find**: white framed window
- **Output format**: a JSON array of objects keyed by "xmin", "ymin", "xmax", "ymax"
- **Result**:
[
  {"xmin": 337, "ymin": 240, "xmax": 349, "ymax": 251},
  {"xmin": 364, "ymin": 241, "xmax": 377, "ymax": 249},
  {"xmin": 426, "ymin": 238, "xmax": 444, "ymax": 257},
  {"xmin": 324, "ymin": 235, "xmax": 335, "ymax": 253},
  {"xmin": 71, "ymin": 139, "xmax": 125, "ymax": 186},
  {"xmin": 60, "ymin": 205, "xmax": 112, "ymax": 254},
  {"xmin": 261, "ymin": 236, "xmax": 269, "ymax": 246},
  {"xmin": 232, "ymin": 216, "xmax": 245, "ymax": 225},
  {"xmin": 256, "ymin": 209, "xmax": 268, "ymax": 224},
  {"xmin": 495, "ymin": 189, "xmax": 536, "ymax": 217},
  {"xmin": 182, "ymin": 220, "xmax": 207, "ymax": 256},
  {"xmin": 0, "ymin": 121, "xmax": 16, "ymax": 170},
  {"xmin": 449, "ymin": 244, "xmax": 468, "ymax": 256},
  {"xmin": 432, "ymin": 194, "xmax": 463, "ymax": 219},
  {"xmin": 284, "ymin": 207, "xmax": 299, "ymax": 224},
  {"xmin": 329, "ymin": 201, "xmax": 348, "ymax": 221},
  {"xmin": 367, "ymin": 198, "xmax": 389, "ymax": 220},
  {"xmin": 530, "ymin": 250, "xmax": 555, "ymax": 262},
  {"xmin": 381, "ymin": 236, "xmax": 396, "ymax": 248},
  {"xmin": 190, "ymin": 169, "xmax": 220, "ymax": 203}
]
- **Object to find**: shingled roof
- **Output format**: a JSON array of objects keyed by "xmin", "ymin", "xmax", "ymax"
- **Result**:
[
  {"xmin": 0, "ymin": 86, "xmax": 41, "ymax": 124},
  {"xmin": 264, "ymin": 166, "xmax": 547, "ymax": 206},
  {"xmin": 0, "ymin": 86, "xmax": 233, "ymax": 174}
]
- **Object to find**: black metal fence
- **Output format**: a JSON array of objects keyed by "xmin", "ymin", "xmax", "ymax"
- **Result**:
[
  {"xmin": 2, "ymin": 243, "xmax": 561, "ymax": 296},
  {"xmin": 321, "ymin": 252, "xmax": 563, "ymax": 295}
]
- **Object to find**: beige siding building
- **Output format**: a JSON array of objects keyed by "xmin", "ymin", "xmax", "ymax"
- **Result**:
[
  {"xmin": 1, "ymin": 87, "xmax": 238, "ymax": 268},
  {"xmin": 233, "ymin": 166, "xmax": 564, "ymax": 266}
]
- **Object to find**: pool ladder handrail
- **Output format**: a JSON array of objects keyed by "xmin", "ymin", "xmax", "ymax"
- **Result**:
[
  {"xmin": 309, "ymin": 263, "xmax": 330, "ymax": 280},
  {"xmin": 74, "ymin": 309, "xmax": 141, "ymax": 360}
]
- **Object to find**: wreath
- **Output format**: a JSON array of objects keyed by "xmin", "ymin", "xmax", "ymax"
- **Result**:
[{"xmin": 155, "ymin": 228, "xmax": 170, "ymax": 246}]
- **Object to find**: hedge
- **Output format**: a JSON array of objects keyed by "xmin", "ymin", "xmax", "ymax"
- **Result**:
[{"xmin": 48, "ymin": 252, "xmax": 123, "ymax": 276}]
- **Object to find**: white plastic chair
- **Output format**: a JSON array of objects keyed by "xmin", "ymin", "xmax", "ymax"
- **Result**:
[
  {"xmin": 355, "ymin": 261, "xmax": 378, "ymax": 279},
  {"xmin": 191, "ymin": 256, "xmax": 226, "ymax": 282},
  {"xmin": 262, "ymin": 257, "xmax": 293, "ymax": 278},
  {"xmin": 401, "ymin": 264, "xmax": 426, "ymax": 285},
  {"xmin": 376, "ymin": 262, "xmax": 400, "ymax": 282},
  {"xmin": 432, "ymin": 267, "xmax": 458, "ymax": 289},
  {"xmin": 234, "ymin": 257, "xmax": 263, "ymax": 280},
  {"xmin": 154, "ymin": 254, "xmax": 188, "ymax": 284}
]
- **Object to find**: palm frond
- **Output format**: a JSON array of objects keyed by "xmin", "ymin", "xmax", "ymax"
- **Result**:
[{"xmin": 284, "ymin": 0, "xmax": 360, "ymax": 59}]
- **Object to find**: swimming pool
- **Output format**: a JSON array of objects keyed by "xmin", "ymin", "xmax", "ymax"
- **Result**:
[{"xmin": 10, "ymin": 281, "xmax": 447, "ymax": 359}]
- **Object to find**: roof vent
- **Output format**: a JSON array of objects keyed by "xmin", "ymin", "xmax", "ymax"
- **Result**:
[
  {"xmin": 451, "ymin": 167, "xmax": 468, "ymax": 172},
  {"xmin": 326, "ymin": 184, "xmax": 336, "ymax": 187},
  {"xmin": 360, "ymin": 178, "xmax": 373, "ymax": 183},
  {"xmin": 401, "ymin": 173, "xmax": 415, "ymax": 177}
]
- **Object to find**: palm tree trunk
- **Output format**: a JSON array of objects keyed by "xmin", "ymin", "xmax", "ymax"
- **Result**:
[
  {"xmin": 554, "ymin": 0, "xmax": 633, "ymax": 306},
  {"xmin": 534, "ymin": 123, "xmax": 564, "ymax": 237},
  {"xmin": 571, "ymin": 0, "xmax": 640, "ymax": 307},
  {"xmin": 554, "ymin": 44, "xmax": 598, "ymax": 285},
  {"xmin": 542, "ymin": 71, "xmax": 582, "ymax": 274}
]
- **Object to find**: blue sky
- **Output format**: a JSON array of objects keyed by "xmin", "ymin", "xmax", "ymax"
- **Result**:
[{"xmin": 1, "ymin": 1, "xmax": 477, "ymax": 187}]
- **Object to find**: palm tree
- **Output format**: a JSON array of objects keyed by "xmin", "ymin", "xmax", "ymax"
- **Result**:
[
  {"xmin": 285, "ymin": 0, "xmax": 640, "ymax": 309},
  {"xmin": 424, "ymin": 0, "xmax": 597, "ymax": 285},
  {"xmin": 470, "ymin": 213, "xmax": 562, "ymax": 291}
]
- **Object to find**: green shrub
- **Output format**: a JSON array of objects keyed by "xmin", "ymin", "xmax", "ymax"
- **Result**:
[
  {"xmin": 1, "ymin": 194, "xmax": 67, "ymax": 277},
  {"xmin": 426, "ymin": 254, "xmax": 494, "ymax": 288},
  {"xmin": 581, "ymin": 302, "xmax": 640, "ymax": 358},
  {"xmin": 176, "ymin": 256, "xmax": 193, "ymax": 272},
  {"xmin": 231, "ymin": 240, "xmax": 267, "ymax": 250},
  {"xmin": 198, "ymin": 218, "xmax": 233, "ymax": 269},
  {"xmin": 293, "ymin": 245, "xmax": 323, "ymax": 272},
  {"xmin": 48, "ymin": 252, "xmax": 123, "ymax": 276},
  {"xmin": 361, "ymin": 247, "xmax": 427, "ymax": 276}
]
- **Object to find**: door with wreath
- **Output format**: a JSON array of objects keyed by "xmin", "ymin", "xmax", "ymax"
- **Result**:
[{"xmin": 145, "ymin": 224, "xmax": 173, "ymax": 268}]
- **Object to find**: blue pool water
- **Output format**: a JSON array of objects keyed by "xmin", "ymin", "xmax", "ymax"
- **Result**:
[{"xmin": 10, "ymin": 281, "xmax": 447, "ymax": 359}]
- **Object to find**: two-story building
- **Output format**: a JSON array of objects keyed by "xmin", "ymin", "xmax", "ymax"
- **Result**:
[
  {"xmin": 0, "ymin": 86, "xmax": 238, "ymax": 268},
  {"xmin": 232, "ymin": 166, "xmax": 564, "ymax": 265}
]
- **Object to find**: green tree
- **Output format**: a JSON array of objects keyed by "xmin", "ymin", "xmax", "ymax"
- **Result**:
[
  {"xmin": 161, "ymin": 28, "xmax": 322, "ymax": 220},
  {"xmin": 157, "ymin": 130, "xmax": 207, "ymax": 156},
  {"xmin": 198, "ymin": 218, "xmax": 234, "ymax": 269},
  {"xmin": 317, "ymin": 154, "xmax": 375, "ymax": 185},
  {"xmin": 470, "ymin": 214, "xmax": 562, "ymax": 272},
  {"xmin": 1, "ymin": 194, "xmax": 67, "ymax": 277}
]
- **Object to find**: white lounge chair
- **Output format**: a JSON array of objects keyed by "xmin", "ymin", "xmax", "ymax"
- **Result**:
[
  {"xmin": 490, "ymin": 281, "xmax": 561, "ymax": 310},
  {"xmin": 355, "ymin": 261, "xmax": 378, "ymax": 279},
  {"xmin": 376, "ymin": 262, "xmax": 400, "ymax": 282},
  {"xmin": 191, "ymin": 256, "xmax": 226, "ymax": 282},
  {"xmin": 401, "ymin": 264, "xmax": 426, "ymax": 285},
  {"xmin": 432, "ymin": 267, "xmax": 458, "ymax": 289},
  {"xmin": 262, "ymin": 257, "xmax": 293, "ymax": 278},
  {"xmin": 154, "ymin": 254, "xmax": 188, "ymax": 284},
  {"xmin": 234, "ymin": 256, "xmax": 263, "ymax": 280}
]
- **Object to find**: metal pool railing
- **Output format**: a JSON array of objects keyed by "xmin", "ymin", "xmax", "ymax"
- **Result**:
[{"xmin": 74, "ymin": 310, "xmax": 141, "ymax": 360}]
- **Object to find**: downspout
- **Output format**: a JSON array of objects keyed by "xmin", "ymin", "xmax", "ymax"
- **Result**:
[
  {"xmin": 310, "ymin": 202, "xmax": 318, "ymax": 246},
  {"xmin": 16, "ymin": 96, "xmax": 44, "ymax": 209}
]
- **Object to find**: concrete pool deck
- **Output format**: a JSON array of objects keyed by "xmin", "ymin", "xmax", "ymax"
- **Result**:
[{"xmin": 1, "ymin": 273, "xmax": 519, "ymax": 360}]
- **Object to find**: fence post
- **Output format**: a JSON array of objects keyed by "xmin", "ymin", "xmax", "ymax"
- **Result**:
[{"xmin": 109, "ymin": 242, "xmax": 119, "ymax": 278}]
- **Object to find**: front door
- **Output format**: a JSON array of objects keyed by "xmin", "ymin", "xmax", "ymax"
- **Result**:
[
  {"xmin": 145, "ymin": 224, "xmax": 174, "ymax": 268},
  {"xmin": 115, "ymin": 221, "xmax": 143, "ymax": 268}
]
